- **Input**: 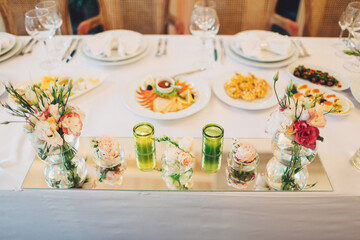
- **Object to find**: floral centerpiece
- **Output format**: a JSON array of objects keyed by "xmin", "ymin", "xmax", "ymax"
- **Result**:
[
  {"xmin": 1, "ymin": 81, "xmax": 87, "ymax": 188},
  {"xmin": 155, "ymin": 136, "xmax": 194, "ymax": 190},
  {"xmin": 265, "ymin": 72, "xmax": 328, "ymax": 191},
  {"xmin": 91, "ymin": 135, "xmax": 126, "ymax": 185}
]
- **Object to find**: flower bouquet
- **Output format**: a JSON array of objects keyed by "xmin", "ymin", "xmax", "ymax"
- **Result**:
[
  {"xmin": 1, "ymin": 80, "xmax": 87, "ymax": 188},
  {"xmin": 265, "ymin": 72, "xmax": 327, "ymax": 191},
  {"xmin": 91, "ymin": 135, "xmax": 126, "ymax": 185},
  {"xmin": 156, "ymin": 136, "xmax": 195, "ymax": 190}
]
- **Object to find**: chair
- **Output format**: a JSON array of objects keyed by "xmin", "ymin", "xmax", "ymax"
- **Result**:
[
  {"xmin": 77, "ymin": 0, "xmax": 171, "ymax": 35},
  {"xmin": 0, "ymin": 0, "xmax": 72, "ymax": 35},
  {"xmin": 303, "ymin": 0, "xmax": 354, "ymax": 37},
  {"xmin": 176, "ymin": 0, "xmax": 298, "ymax": 36}
]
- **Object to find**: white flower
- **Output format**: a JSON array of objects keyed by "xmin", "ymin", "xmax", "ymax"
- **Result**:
[
  {"xmin": 299, "ymin": 109, "xmax": 310, "ymax": 121},
  {"xmin": 265, "ymin": 108, "xmax": 293, "ymax": 135},
  {"xmin": 179, "ymin": 136, "xmax": 194, "ymax": 152},
  {"xmin": 164, "ymin": 148, "xmax": 180, "ymax": 164},
  {"xmin": 25, "ymin": 88, "xmax": 38, "ymax": 106},
  {"xmin": 33, "ymin": 120, "xmax": 63, "ymax": 146},
  {"xmin": 48, "ymin": 104, "xmax": 60, "ymax": 121}
]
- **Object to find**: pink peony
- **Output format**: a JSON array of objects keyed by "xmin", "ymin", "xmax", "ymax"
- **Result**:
[
  {"xmin": 234, "ymin": 143, "xmax": 257, "ymax": 163},
  {"xmin": 178, "ymin": 152, "xmax": 194, "ymax": 166},
  {"xmin": 59, "ymin": 111, "xmax": 83, "ymax": 136},
  {"xmin": 307, "ymin": 106, "xmax": 327, "ymax": 128},
  {"xmin": 98, "ymin": 136, "xmax": 120, "ymax": 159}
]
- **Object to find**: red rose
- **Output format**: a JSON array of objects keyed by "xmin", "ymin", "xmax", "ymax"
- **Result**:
[
  {"xmin": 294, "ymin": 124, "xmax": 319, "ymax": 150},
  {"xmin": 294, "ymin": 121, "xmax": 308, "ymax": 130}
]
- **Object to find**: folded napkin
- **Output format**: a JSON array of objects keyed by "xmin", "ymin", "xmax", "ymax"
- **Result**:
[
  {"xmin": 87, "ymin": 34, "xmax": 141, "ymax": 58},
  {"xmin": 235, "ymin": 33, "xmax": 291, "ymax": 58},
  {"xmin": 0, "ymin": 36, "xmax": 10, "ymax": 51}
]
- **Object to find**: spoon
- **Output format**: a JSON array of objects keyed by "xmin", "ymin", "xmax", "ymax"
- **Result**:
[{"xmin": 171, "ymin": 67, "xmax": 207, "ymax": 78}]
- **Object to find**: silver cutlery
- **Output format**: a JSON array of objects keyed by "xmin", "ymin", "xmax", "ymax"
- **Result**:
[
  {"xmin": 26, "ymin": 40, "xmax": 38, "ymax": 54},
  {"xmin": 219, "ymin": 38, "xmax": 225, "ymax": 64},
  {"xmin": 62, "ymin": 38, "xmax": 76, "ymax": 61},
  {"xmin": 19, "ymin": 38, "xmax": 34, "ymax": 56},
  {"xmin": 66, "ymin": 38, "xmax": 82, "ymax": 63},
  {"xmin": 155, "ymin": 38, "xmax": 163, "ymax": 57},
  {"xmin": 296, "ymin": 40, "xmax": 310, "ymax": 57},
  {"xmin": 162, "ymin": 38, "xmax": 168, "ymax": 55},
  {"xmin": 213, "ymin": 38, "xmax": 218, "ymax": 61},
  {"xmin": 172, "ymin": 67, "xmax": 207, "ymax": 78}
]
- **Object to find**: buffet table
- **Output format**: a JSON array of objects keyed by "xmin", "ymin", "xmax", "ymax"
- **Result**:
[{"xmin": 0, "ymin": 35, "xmax": 360, "ymax": 239}]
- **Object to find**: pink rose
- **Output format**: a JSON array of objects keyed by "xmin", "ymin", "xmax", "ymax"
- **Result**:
[
  {"xmin": 294, "ymin": 121, "xmax": 319, "ymax": 150},
  {"xmin": 98, "ymin": 136, "xmax": 120, "ymax": 159},
  {"xmin": 307, "ymin": 107, "xmax": 327, "ymax": 128},
  {"xmin": 59, "ymin": 111, "xmax": 83, "ymax": 136},
  {"xmin": 178, "ymin": 152, "xmax": 194, "ymax": 166},
  {"xmin": 234, "ymin": 143, "xmax": 257, "ymax": 163}
]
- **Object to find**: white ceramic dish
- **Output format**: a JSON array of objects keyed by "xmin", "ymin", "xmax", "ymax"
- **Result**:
[
  {"xmin": 229, "ymin": 30, "xmax": 295, "ymax": 63},
  {"xmin": 213, "ymin": 71, "xmax": 285, "ymax": 110},
  {"xmin": 350, "ymin": 79, "xmax": 360, "ymax": 104},
  {"xmin": 10, "ymin": 73, "xmax": 107, "ymax": 104},
  {"xmin": 0, "ymin": 32, "xmax": 17, "ymax": 56},
  {"xmin": 287, "ymin": 63, "xmax": 351, "ymax": 91},
  {"xmin": 81, "ymin": 30, "xmax": 148, "ymax": 62},
  {"xmin": 227, "ymin": 43, "xmax": 299, "ymax": 69},
  {"xmin": 122, "ymin": 74, "xmax": 211, "ymax": 120},
  {"xmin": 0, "ymin": 37, "xmax": 22, "ymax": 63},
  {"xmin": 0, "ymin": 74, "xmax": 9, "ymax": 96},
  {"xmin": 291, "ymin": 78, "xmax": 353, "ymax": 116}
]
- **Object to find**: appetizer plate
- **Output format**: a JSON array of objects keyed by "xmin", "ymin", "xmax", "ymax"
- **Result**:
[
  {"xmin": 0, "ymin": 37, "xmax": 22, "ymax": 63},
  {"xmin": 9, "ymin": 73, "xmax": 107, "ymax": 104},
  {"xmin": 287, "ymin": 63, "xmax": 351, "ymax": 91},
  {"xmin": 122, "ymin": 74, "xmax": 211, "ymax": 120},
  {"xmin": 229, "ymin": 30, "xmax": 295, "ymax": 63},
  {"xmin": 80, "ymin": 45, "xmax": 150, "ymax": 66},
  {"xmin": 350, "ymin": 78, "xmax": 360, "ymax": 104},
  {"xmin": 0, "ymin": 32, "xmax": 17, "ymax": 56},
  {"xmin": 213, "ymin": 71, "xmax": 285, "ymax": 110},
  {"xmin": 81, "ymin": 30, "xmax": 148, "ymax": 62},
  {"xmin": 0, "ymin": 74, "xmax": 9, "ymax": 96},
  {"xmin": 292, "ymin": 78, "xmax": 353, "ymax": 116},
  {"xmin": 227, "ymin": 43, "xmax": 299, "ymax": 69}
]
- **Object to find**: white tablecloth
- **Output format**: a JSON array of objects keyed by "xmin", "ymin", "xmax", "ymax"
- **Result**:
[{"xmin": 0, "ymin": 35, "xmax": 359, "ymax": 239}]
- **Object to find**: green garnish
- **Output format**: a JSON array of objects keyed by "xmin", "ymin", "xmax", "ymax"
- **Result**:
[{"xmin": 152, "ymin": 83, "xmax": 179, "ymax": 98}]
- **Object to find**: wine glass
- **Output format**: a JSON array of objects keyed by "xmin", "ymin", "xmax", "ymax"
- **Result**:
[
  {"xmin": 344, "ymin": 2, "xmax": 360, "ymax": 46},
  {"xmin": 335, "ymin": 11, "xmax": 352, "ymax": 58},
  {"xmin": 189, "ymin": 6, "xmax": 219, "ymax": 68},
  {"xmin": 194, "ymin": 0, "xmax": 216, "ymax": 9},
  {"xmin": 25, "ymin": 8, "xmax": 59, "ymax": 70},
  {"xmin": 343, "ymin": 13, "xmax": 360, "ymax": 72}
]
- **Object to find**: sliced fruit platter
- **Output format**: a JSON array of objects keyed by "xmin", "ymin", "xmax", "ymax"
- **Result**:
[
  {"xmin": 9, "ymin": 73, "xmax": 105, "ymax": 105},
  {"xmin": 122, "ymin": 73, "xmax": 211, "ymax": 120},
  {"xmin": 289, "ymin": 81, "xmax": 352, "ymax": 116}
]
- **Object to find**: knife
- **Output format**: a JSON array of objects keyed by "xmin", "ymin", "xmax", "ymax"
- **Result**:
[
  {"xmin": 66, "ymin": 38, "xmax": 82, "ymax": 63},
  {"xmin": 62, "ymin": 38, "xmax": 76, "ymax": 61},
  {"xmin": 25, "ymin": 40, "xmax": 39, "ymax": 54},
  {"xmin": 213, "ymin": 38, "xmax": 218, "ymax": 61},
  {"xmin": 19, "ymin": 38, "xmax": 34, "ymax": 55},
  {"xmin": 219, "ymin": 38, "xmax": 225, "ymax": 64}
]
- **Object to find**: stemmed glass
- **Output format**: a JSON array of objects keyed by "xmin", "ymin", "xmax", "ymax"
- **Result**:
[
  {"xmin": 334, "ymin": 11, "xmax": 352, "ymax": 58},
  {"xmin": 343, "ymin": 13, "xmax": 360, "ymax": 72},
  {"xmin": 25, "ymin": 8, "xmax": 59, "ymax": 70},
  {"xmin": 189, "ymin": 4, "xmax": 219, "ymax": 68}
]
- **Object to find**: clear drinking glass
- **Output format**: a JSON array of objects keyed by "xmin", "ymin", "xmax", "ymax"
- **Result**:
[
  {"xmin": 335, "ymin": 11, "xmax": 352, "ymax": 58},
  {"xmin": 344, "ymin": 13, "xmax": 360, "ymax": 72},
  {"xmin": 189, "ymin": 5, "xmax": 219, "ymax": 68},
  {"xmin": 25, "ymin": 9, "xmax": 60, "ymax": 70}
]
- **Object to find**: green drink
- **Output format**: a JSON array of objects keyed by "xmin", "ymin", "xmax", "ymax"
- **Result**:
[
  {"xmin": 133, "ymin": 122, "xmax": 156, "ymax": 172},
  {"xmin": 201, "ymin": 124, "xmax": 224, "ymax": 173}
]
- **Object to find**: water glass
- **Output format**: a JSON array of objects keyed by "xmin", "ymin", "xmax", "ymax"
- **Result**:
[
  {"xmin": 201, "ymin": 124, "xmax": 224, "ymax": 173},
  {"xmin": 133, "ymin": 122, "xmax": 156, "ymax": 172}
]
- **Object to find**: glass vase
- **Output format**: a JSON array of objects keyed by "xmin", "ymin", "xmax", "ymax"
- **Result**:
[
  {"xmin": 265, "ymin": 132, "xmax": 317, "ymax": 191},
  {"xmin": 133, "ymin": 122, "xmax": 156, "ymax": 172},
  {"xmin": 201, "ymin": 124, "xmax": 224, "ymax": 173},
  {"xmin": 161, "ymin": 154, "xmax": 194, "ymax": 190},
  {"xmin": 43, "ymin": 143, "xmax": 87, "ymax": 188}
]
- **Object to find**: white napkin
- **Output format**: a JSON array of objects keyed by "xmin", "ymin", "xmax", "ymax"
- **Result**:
[
  {"xmin": 0, "ymin": 36, "xmax": 10, "ymax": 51},
  {"xmin": 117, "ymin": 35, "xmax": 141, "ymax": 56},
  {"xmin": 235, "ymin": 33, "xmax": 291, "ymax": 58},
  {"xmin": 86, "ymin": 35, "xmax": 117, "ymax": 57}
]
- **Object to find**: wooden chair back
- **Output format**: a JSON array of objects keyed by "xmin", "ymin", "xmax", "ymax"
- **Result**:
[
  {"xmin": 303, "ymin": 0, "xmax": 354, "ymax": 37},
  {"xmin": 0, "ymin": 0, "xmax": 72, "ymax": 35},
  {"xmin": 97, "ymin": 0, "xmax": 170, "ymax": 34}
]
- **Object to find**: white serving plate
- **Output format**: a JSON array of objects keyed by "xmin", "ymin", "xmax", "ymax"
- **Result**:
[
  {"xmin": 0, "ymin": 32, "xmax": 17, "ymax": 56},
  {"xmin": 212, "ymin": 71, "xmax": 285, "ymax": 110},
  {"xmin": 287, "ymin": 62, "xmax": 351, "ymax": 91},
  {"xmin": 229, "ymin": 30, "xmax": 295, "ymax": 63},
  {"xmin": 81, "ymin": 30, "xmax": 148, "ymax": 62},
  {"xmin": 122, "ymin": 74, "xmax": 211, "ymax": 120},
  {"xmin": 0, "ymin": 37, "xmax": 22, "ymax": 63},
  {"xmin": 350, "ymin": 78, "xmax": 360, "ymax": 104}
]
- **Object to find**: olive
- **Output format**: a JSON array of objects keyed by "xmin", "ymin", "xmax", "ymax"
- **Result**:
[{"xmin": 146, "ymin": 85, "xmax": 153, "ymax": 90}]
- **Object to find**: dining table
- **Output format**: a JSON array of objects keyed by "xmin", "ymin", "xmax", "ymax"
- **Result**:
[{"xmin": 0, "ymin": 34, "xmax": 360, "ymax": 239}]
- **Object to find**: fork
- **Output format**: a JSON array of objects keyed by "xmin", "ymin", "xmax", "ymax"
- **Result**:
[
  {"xmin": 162, "ymin": 38, "xmax": 168, "ymax": 55},
  {"xmin": 296, "ymin": 40, "xmax": 311, "ymax": 57},
  {"xmin": 155, "ymin": 38, "xmax": 163, "ymax": 57},
  {"xmin": 26, "ymin": 40, "xmax": 38, "ymax": 54}
]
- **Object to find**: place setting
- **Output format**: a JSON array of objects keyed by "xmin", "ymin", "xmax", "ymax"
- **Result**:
[
  {"xmin": 0, "ymin": 32, "xmax": 22, "ymax": 63},
  {"xmin": 227, "ymin": 30, "xmax": 299, "ymax": 68},
  {"xmin": 80, "ymin": 29, "xmax": 149, "ymax": 66}
]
